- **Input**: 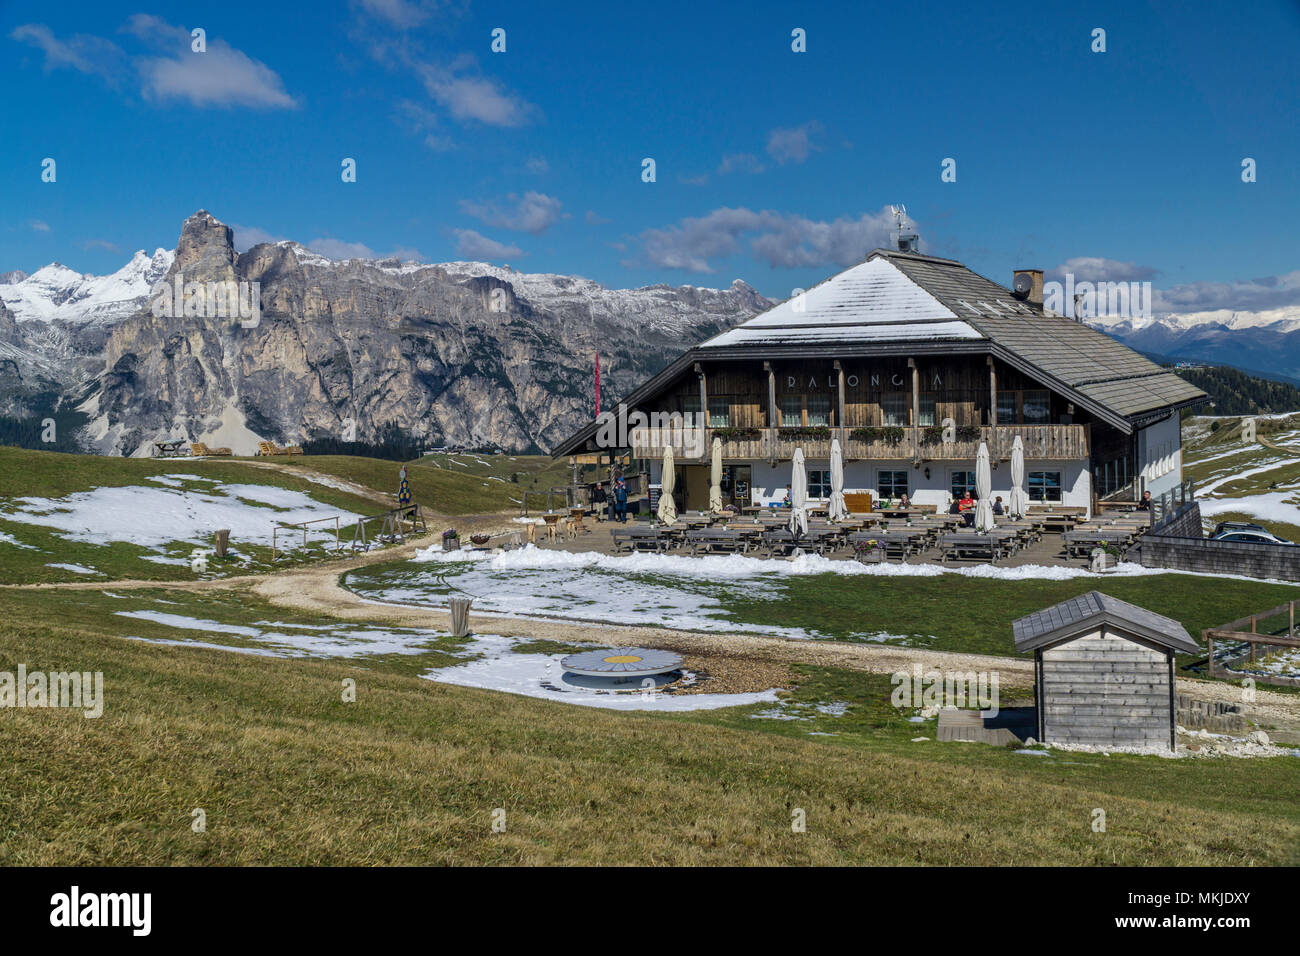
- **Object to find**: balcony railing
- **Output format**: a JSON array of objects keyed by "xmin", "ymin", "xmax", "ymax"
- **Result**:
[{"xmin": 629, "ymin": 424, "xmax": 1089, "ymax": 462}]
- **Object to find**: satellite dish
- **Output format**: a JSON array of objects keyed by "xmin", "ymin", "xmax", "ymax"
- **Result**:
[{"xmin": 1012, "ymin": 273, "xmax": 1033, "ymax": 299}]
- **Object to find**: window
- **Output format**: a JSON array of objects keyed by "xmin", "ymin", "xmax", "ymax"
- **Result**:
[
  {"xmin": 919, "ymin": 394, "xmax": 936, "ymax": 428},
  {"xmin": 878, "ymin": 470, "xmax": 909, "ymax": 499},
  {"xmin": 708, "ymin": 396, "xmax": 730, "ymax": 428},
  {"xmin": 997, "ymin": 392, "xmax": 1017, "ymax": 424},
  {"xmin": 1022, "ymin": 390, "xmax": 1051, "ymax": 424},
  {"xmin": 806, "ymin": 395, "xmax": 830, "ymax": 426},
  {"xmin": 808, "ymin": 469, "xmax": 831, "ymax": 498},
  {"xmin": 682, "ymin": 394, "xmax": 701, "ymax": 426},
  {"xmin": 779, "ymin": 396, "xmax": 802, "ymax": 427},
  {"xmin": 950, "ymin": 470, "xmax": 977, "ymax": 498},
  {"xmin": 1028, "ymin": 470, "xmax": 1062, "ymax": 502},
  {"xmin": 882, "ymin": 393, "xmax": 909, "ymax": 427}
]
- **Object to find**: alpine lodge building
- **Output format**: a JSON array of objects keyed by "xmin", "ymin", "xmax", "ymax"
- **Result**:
[{"xmin": 553, "ymin": 244, "xmax": 1206, "ymax": 515}]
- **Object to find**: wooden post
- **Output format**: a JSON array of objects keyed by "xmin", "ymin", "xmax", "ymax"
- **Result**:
[
  {"xmin": 908, "ymin": 357, "xmax": 920, "ymax": 463},
  {"xmin": 834, "ymin": 360, "xmax": 846, "ymax": 444},
  {"xmin": 1251, "ymin": 615, "xmax": 1257, "ymax": 664},
  {"xmin": 764, "ymin": 361, "xmax": 777, "ymax": 464},
  {"xmin": 1291, "ymin": 600, "xmax": 1295, "ymax": 639},
  {"xmin": 695, "ymin": 361, "xmax": 707, "ymax": 437},
  {"xmin": 987, "ymin": 356, "xmax": 997, "ymax": 427}
]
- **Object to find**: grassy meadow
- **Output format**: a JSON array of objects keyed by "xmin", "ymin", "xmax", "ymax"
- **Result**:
[{"xmin": 2, "ymin": 588, "xmax": 1299, "ymax": 866}]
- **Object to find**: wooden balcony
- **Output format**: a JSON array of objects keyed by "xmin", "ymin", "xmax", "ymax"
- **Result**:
[{"xmin": 629, "ymin": 424, "xmax": 1089, "ymax": 462}]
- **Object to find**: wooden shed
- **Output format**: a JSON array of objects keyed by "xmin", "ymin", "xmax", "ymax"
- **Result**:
[{"xmin": 1012, "ymin": 592, "xmax": 1199, "ymax": 751}]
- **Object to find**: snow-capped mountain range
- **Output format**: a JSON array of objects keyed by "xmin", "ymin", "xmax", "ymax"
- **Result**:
[
  {"xmin": 0, "ymin": 211, "xmax": 768, "ymax": 454},
  {"xmin": 0, "ymin": 249, "xmax": 174, "ymax": 325}
]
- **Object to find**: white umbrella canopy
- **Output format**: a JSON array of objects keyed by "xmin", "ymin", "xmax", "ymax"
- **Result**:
[
  {"xmin": 789, "ymin": 447, "xmax": 809, "ymax": 536},
  {"xmin": 974, "ymin": 442, "xmax": 994, "ymax": 532},
  {"xmin": 657, "ymin": 445, "xmax": 677, "ymax": 525},
  {"xmin": 1009, "ymin": 435, "xmax": 1029, "ymax": 518},
  {"xmin": 709, "ymin": 437, "xmax": 724, "ymax": 513},
  {"xmin": 828, "ymin": 438, "xmax": 848, "ymax": 521}
]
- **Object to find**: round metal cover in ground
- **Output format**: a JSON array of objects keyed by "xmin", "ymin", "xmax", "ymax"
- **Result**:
[{"xmin": 560, "ymin": 647, "xmax": 683, "ymax": 678}]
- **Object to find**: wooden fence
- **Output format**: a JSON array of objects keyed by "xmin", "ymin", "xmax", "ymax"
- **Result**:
[{"xmin": 1200, "ymin": 600, "xmax": 1300, "ymax": 688}]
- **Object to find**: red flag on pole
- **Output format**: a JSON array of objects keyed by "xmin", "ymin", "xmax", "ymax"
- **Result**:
[{"xmin": 594, "ymin": 352, "xmax": 601, "ymax": 417}]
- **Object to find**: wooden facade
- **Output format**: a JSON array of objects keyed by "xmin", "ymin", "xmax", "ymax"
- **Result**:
[{"xmin": 1035, "ymin": 630, "xmax": 1175, "ymax": 751}]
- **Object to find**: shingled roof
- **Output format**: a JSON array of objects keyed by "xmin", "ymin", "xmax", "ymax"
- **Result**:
[
  {"xmin": 1012, "ymin": 591, "xmax": 1199, "ymax": 654},
  {"xmin": 551, "ymin": 247, "xmax": 1206, "ymax": 455}
]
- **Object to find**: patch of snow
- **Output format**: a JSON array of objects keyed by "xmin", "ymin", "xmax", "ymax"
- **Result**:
[
  {"xmin": 421, "ymin": 633, "xmax": 780, "ymax": 711},
  {"xmin": 45, "ymin": 562, "xmax": 99, "ymax": 575}
]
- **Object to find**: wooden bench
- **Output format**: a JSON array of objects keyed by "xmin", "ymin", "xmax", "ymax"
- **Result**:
[
  {"xmin": 684, "ymin": 528, "xmax": 749, "ymax": 555},
  {"xmin": 190, "ymin": 442, "xmax": 232, "ymax": 457},
  {"xmin": 1062, "ymin": 529, "xmax": 1134, "ymax": 558},
  {"xmin": 938, "ymin": 533, "xmax": 1012, "ymax": 563},
  {"xmin": 611, "ymin": 526, "xmax": 670, "ymax": 553},
  {"xmin": 257, "ymin": 440, "xmax": 303, "ymax": 456}
]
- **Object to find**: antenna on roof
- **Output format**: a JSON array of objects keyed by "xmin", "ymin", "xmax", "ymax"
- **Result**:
[{"xmin": 891, "ymin": 204, "xmax": 920, "ymax": 254}]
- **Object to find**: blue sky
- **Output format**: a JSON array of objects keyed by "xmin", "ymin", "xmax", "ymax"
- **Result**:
[{"xmin": 3, "ymin": 0, "xmax": 1298, "ymax": 309}]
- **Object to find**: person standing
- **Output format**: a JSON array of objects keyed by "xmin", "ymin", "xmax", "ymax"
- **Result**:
[
  {"xmin": 592, "ymin": 483, "xmax": 608, "ymax": 522},
  {"xmin": 614, "ymin": 477, "xmax": 629, "ymax": 522}
]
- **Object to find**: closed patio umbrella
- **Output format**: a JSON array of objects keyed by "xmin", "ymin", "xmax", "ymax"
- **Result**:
[
  {"xmin": 1009, "ymin": 435, "xmax": 1029, "ymax": 518},
  {"xmin": 709, "ymin": 437, "xmax": 724, "ymax": 513},
  {"xmin": 975, "ymin": 442, "xmax": 994, "ymax": 532},
  {"xmin": 789, "ymin": 447, "xmax": 809, "ymax": 536},
  {"xmin": 658, "ymin": 445, "xmax": 677, "ymax": 525},
  {"xmin": 828, "ymin": 438, "xmax": 848, "ymax": 521}
]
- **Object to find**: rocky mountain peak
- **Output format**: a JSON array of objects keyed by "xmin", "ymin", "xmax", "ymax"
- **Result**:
[{"xmin": 168, "ymin": 210, "xmax": 238, "ymax": 283}]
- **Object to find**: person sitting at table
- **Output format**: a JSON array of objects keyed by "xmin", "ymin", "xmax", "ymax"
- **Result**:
[
  {"xmin": 992, "ymin": 495, "xmax": 1005, "ymax": 516},
  {"xmin": 959, "ymin": 491, "xmax": 975, "ymax": 527},
  {"xmin": 899, "ymin": 493, "xmax": 911, "ymax": 509},
  {"xmin": 782, "ymin": 484, "xmax": 792, "ymax": 507},
  {"xmin": 948, "ymin": 496, "xmax": 961, "ymax": 516}
]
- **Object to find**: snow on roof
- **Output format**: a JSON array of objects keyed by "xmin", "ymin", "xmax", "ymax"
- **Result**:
[{"xmin": 699, "ymin": 256, "xmax": 979, "ymax": 348}]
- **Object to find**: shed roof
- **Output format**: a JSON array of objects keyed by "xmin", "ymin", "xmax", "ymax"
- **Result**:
[{"xmin": 1012, "ymin": 591, "xmax": 1199, "ymax": 654}]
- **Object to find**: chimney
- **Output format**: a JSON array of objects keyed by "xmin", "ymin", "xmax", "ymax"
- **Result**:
[{"xmin": 1011, "ymin": 269, "xmax": 1043, "ymax": 309}]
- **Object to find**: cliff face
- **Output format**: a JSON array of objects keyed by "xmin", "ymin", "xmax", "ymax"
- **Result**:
[{"xmin": 68, "ymin": 211, "xmax": 770, "ymax": 455}]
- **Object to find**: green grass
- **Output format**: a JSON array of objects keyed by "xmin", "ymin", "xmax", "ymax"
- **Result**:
[
  {"xmin": 2, "ymin": 592, "xmax": 1298, "ymax": 865},
  {"xmin": 711, "ymin": 572, "xmax": 1300, "ymax": 659},
  {"xmin": 275, "ymin": 452, "xmax": 575, "ymax": 514}
]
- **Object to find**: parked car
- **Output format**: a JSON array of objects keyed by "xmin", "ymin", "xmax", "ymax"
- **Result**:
[{"xmin": 1210, "ymin": 521, "xmax": 1293, "ymax": 545}]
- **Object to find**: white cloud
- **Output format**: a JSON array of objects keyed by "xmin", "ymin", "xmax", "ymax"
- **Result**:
[
  {"xmin": 585, "ymin": 211, "xmax": 611, "ymax": 226},
  {"xmin": 766, "ymin": 121, "xmax": 823, "ymax": 165},
  {"xmin": 1047, "ymin": 257, "xmax": 1159, "ymax": 284},
  {"xmin": 83, "ymin": 238, "xmax": 119, "ymax": 252},
  {"xmin": 230, "ymin": 224, "xmax": 287, "ymax": 252},
  {"xmin": 28, "ymin": 220, "xmax": 51, "ymax": 233},
  {"xmin": 11, "ymin": 18, "xmax": 297, "ymax": 109},
  {"xmin": 526, "ymin": 156, "xmax": 550, "ymax": 174},
  {"xmin": 125, "ymin": 15, "xmax": 297, "ymax": 109},
  {"xmin": 633, "ymin": 206, "xmax": 898, "ymax": 273},
  {"xmin": 453, "ymin": 229, "xmax": 524, "ymax": 260},
  {"xmin": 1154, "ymin": 271, "xmax": 1300, "ymax": 315},
  {"xmin": 717, "ymin": 153, "xmax": 765, "ymax": 175},
  {"xmin": 419, "ymin": 64, "xmax": 538, "ymax": 127},
  {"xmin": 354, "ymin": 0, "xmax": 434, "ymax": 29},
  {"xmin": 10, "ymin": 23, "xmax": 126, "ymax": 81},
  {"xmin": 460, "ymin": 191, "xmax": 563, "ymax": 234}
]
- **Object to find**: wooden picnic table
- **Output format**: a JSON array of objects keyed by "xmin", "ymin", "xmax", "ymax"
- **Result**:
[
  {"xmin": 684, "ymin": 528, "xmax": 750, "ymax": 554},
  {"xmin": 152, "ymin": 439, "xmax": 188, "ymax": 458},
  {"xmin": 1062, "ymin": 528, "xmax": 1135, "ymax": 558},
  {"xmin": 611, "ymin": 525, "xmax": 672, "ymax": 553},
  {"xmin": 938, "ymin": 532, "xmax": 1015, "ymax": 563},
  {"xmin": 848, "ymin": 529, "xmax": 928, "ymax": 561}
]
